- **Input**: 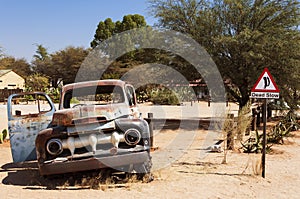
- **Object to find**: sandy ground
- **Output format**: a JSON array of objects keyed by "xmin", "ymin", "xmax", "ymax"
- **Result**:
[{"xmin": 1, "ymin": 102, "xmax": 300, "ymax": 198}]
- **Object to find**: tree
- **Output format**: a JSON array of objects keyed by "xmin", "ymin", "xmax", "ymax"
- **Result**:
[
  {"xmin": 33, "ymin": 44, "xmax": 49, "ymax": 61},
  {"xmin": 91, "ymin": 14, "xmax": 147, "ymax": 48},
  {"xmin": 25, "ymin": 73, "xmax": 49, "ymax": 92},
  {"xmin": 32, "ymin": 46, "xmax": 89, "ymax": 87},
  {"xmin": 51, "ymin": 46, "xmax": 89, "ymax": 85},
  {"xmin": 0, "ymin": 56, "xmax": 31, "ymax": 77},
  {"xmin": 31, "ymin": 44, "xmax": 52, "ymax": 78},
  {"xmin": 0, "ymin": 46, "xmax": 4, "ymax": 58},
  {"xmin": 149, "ymin": 0, "xmax": 300, "ymax": 108}
]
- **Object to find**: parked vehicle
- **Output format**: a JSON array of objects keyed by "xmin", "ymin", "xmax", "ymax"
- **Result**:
[{"xmin": 7, "ymin": 79, "xmax": 152, "ymax": 176}]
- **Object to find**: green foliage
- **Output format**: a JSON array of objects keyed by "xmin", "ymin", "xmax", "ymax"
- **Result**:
[
  {"xmin": 33, "ymin": 44, "xmax": 49, "ymax": 61},
  {"xmin": 91, "ymin": 14, "xmax": 147, "ymax": 48},
  {"xmin": 32, "ymin": 46, "xmax": 89, "ymax": 87},
  {"xmin": 150, "ymin": 87, "xmax": 179, "ymax": 105},
  {"xmin": 0, "ymin": 56, "xmax": 32, "ymax": 78},
  {"xmin": 149, "ymin": 0, "xmax": 300, "ymax": 109},
  {"xmin": 242, "ymin": 130, "xmax": 265, "ymax": 153},
  {"xmin": 70, "ymin": 97, "xmax": 80, "ymax": 104},
  {"xmin": 267, "ymin": 122, "xmax": 292, "ymax": 144},
  {"xmin": 0, "ymin": 129, "xmax": 8, "ymax": 144},
  {"xmin": 241, "ymin": 110, "xmax": 299, "ymax": 153},
  {"xmin": 136, "ymin": 89, "xmax": 149, "ymax": 103},
  {"xmin": 26, "ymin": 73, "xmax": 50, "ymax": 92},
  {"xmin": 268, "ymin": 111, "xmax": 300, "ymax": 144},
  {"xmin": 46, "ymin": 87, "xmax": 60, "ymax": 103},
  {"xmin": 136, "ymin": 84, "xmax": 195, "ymax": 104}
]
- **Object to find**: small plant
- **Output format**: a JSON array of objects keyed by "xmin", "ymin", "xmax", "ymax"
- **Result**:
[
  {"xmin": 0, "ymin": 129, "xmax": 8, "ymax": 144},
  {"xmin": 241, "ymin": 130, "xmax": 272, "ymax": 153},
  {"xmin": 267, "ymin": 110, "xmax": 299, "ymax": 144},
  {"xmin": 282, "ymin": 111, "xmax": 300, "ymax": 131},
  {"xmin": 267, "ymin": 122, "xmax": 292, "ymax": 144},
  {"xmin": 242, "ymin": 130, "xmax": 263, "ymax": 153}
]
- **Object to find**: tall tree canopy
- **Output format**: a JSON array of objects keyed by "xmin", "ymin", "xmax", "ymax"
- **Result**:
[
  {"xmin": 32, "ymin": 46, "xmax": 89, "ymax": 87},
  {"xmin": 0, "ymin": 56, "xmax": 31, "ymax": 78},
  {"xmin": 33, "ymin": 44, "xmax": 49, "ymax": 61},
  {"xmin": 150, "ymin": 0, "xmax": 300, "ymax": 108},
  {"xmin": 90, "ymin": 14, "xmax": 147, "ymax": 48}
]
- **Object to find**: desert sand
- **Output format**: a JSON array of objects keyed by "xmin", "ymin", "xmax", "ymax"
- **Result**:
[{"xmin": 0, "ymin": 102, "xmax": 299, "ymax": 199}]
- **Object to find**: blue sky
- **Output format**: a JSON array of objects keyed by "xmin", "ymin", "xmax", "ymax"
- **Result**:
[{"xmin": 0, "ymin": 0, "xmax": 156, "ymax": 61}]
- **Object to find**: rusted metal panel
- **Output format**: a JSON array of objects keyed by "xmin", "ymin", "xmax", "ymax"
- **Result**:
[
  {"xmin": 7, "ymin": 92, "xmax": 55, "ymax": 162},
  {"xmin": 39, "ymin": 151, "xmax": 150, "ymax": 175},
  {"xmin": 52, "ymin": 103, "xmax": 132, "ymax": 127}
]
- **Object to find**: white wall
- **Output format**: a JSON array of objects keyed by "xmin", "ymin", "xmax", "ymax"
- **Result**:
[{"xmin": 0, "ymin": 71, "xmax": 25, "ymax": 89}]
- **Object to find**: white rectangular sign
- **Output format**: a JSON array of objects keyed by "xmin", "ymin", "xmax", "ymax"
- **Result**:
[{"xmin": 251, "ymin": 92, "xmax": 279, "ymax": 99}]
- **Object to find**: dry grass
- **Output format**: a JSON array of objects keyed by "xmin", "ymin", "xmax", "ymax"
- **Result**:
[{"xmin": 30, "ymin": 169, "xmax": 153, "ymax": 190}]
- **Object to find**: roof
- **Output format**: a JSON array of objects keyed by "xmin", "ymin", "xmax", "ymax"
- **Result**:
[
  {"xmin": 62, "ymin": 79, "xmax": 128, "ymax": 93},
  {"xmin": 0, "ymin": 69, "xmax": 13, "ymax": 77}
]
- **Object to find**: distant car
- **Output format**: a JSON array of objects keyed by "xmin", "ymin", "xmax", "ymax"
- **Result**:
[{"xmin": 7, "ymin": 80, "xmax": 152, "ymax": 177}]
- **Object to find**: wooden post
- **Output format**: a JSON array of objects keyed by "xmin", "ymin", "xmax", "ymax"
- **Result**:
[
  {"xmin": 262, "ymin": 99, "xmax": 267, "ymax": 178},
  {"xmin": 148, "ymin": 113, "xmax": 154, "ymax": 148}
]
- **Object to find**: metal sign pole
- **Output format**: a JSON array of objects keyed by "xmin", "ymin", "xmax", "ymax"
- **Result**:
[
  {"xmin": 262, "ymin": 98, "xmax": 267, "ymax": 178},
  {"xmin": 251, "ymin": 67, "xmax": 280, "ymax": 178}
]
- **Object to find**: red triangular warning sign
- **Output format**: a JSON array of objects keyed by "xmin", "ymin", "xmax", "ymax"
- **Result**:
[{"xmin": 251, "ymin": 68, "xmax": 280, "ymax": 92}]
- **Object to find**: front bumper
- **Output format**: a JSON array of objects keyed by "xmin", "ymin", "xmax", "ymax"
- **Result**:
[{"xmin": 39, "ymin": 151, "xmax": 150, "ymax": 175}]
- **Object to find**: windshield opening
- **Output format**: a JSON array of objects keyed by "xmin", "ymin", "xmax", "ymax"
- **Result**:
[{"xmin": 63, "ymin": 85, "xmax": 125, "ymax": 108}]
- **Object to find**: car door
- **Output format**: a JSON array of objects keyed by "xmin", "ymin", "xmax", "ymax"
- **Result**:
[{"xmin": 7, "ymin": 92, "xmax": 56, "ymax": 162}]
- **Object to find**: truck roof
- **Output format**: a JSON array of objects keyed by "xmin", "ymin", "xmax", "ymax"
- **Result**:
[{"xmin": 62, "ymin": 79, "xmax": 127, "ymax": 93}]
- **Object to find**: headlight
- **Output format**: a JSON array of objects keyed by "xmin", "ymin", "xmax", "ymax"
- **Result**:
[
  {"xmin": 46, "ymin": 138, "xmax": 63, "ymax": 156},
  {"xmin": 124, "ymin": 128, "xmax": 141, "ymax": 146}
]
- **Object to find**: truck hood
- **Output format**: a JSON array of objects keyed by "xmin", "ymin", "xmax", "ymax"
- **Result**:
[{"xmin": 52, "ymin": 104, "xmax": 131, "ymax": 126}]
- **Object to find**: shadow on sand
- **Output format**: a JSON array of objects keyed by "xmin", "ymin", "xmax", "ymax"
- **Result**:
[{"xmin": 1, "ymin": 161, "xmax": 143, "ymax": 190}]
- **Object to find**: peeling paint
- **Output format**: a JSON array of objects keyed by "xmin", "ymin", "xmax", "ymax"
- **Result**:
[{"xmin": 7, "ymin": 92, "xmax": 55, "ymax": 162}]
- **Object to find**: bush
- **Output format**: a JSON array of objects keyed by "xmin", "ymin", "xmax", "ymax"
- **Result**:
[
  {"xmin": 267, "ymin": 111, "xmax": 299, "ymax": 144},
  {"xmin": 0, "ymin": 129, "xmax": 8, "ymax": 144},
  {"xmin": 150, "ymin": 87, "xmax": 179, "ymax": 105},
  {"xmin": 241, "ymin": 110, "xmax": 299, "ymax": 153},
  {"xmin": 241, "ymin": 130, "xmax": 272, "ymax": 153}
]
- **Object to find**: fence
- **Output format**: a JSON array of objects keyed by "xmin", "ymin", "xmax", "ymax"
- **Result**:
[{"xmin": 0, "ymin": 89, "xmax": 23, "ymax": 102}]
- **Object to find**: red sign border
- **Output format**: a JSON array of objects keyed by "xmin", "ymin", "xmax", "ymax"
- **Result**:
[{"xmin": 251, "ymin": 68, "xmax": 280, "ymax": 93}]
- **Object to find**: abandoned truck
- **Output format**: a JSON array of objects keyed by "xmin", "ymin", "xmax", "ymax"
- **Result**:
[{"xmin": 7, "ymin": 79, "xmax": 152, "ymax": 176}]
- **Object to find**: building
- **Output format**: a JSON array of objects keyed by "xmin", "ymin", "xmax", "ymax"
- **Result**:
[
  {"xmin": 0, "ymin": 70, "xmax": 25, "ymax": 101},
  {"xmin": 0, "ymin": 69, "xmax": 25, "ymax": 90}
]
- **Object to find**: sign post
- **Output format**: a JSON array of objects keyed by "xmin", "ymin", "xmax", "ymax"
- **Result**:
[{"xmin": 250, "ymin": 68, "xmax": 279, "ymax": 178}]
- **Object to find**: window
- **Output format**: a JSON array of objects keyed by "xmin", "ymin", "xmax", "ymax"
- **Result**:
[
  {"xmin": 125, "ymin": 86, "xmax": 136, "ymax": 106},
  {"xmin": 63, "ymin": 85, "xmax": 125, "ymax": 108}
]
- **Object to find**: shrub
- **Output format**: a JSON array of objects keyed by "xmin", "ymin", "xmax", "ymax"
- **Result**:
[
  {"xmin": 0, "ymin": 129, "xmax": 8, "ymax": 144},
  {"xmin": 242, "ymin": 130, "xmax": 273, "ymax": 153},
  {"xmin": 150, "ymin": 87, "xmax": 179, "ymax": 105}
]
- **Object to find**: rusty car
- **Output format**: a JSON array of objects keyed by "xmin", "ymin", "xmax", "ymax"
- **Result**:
[{"xmin": 7, "ymin": 79, "xmax": 152, "ymax": 177}]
